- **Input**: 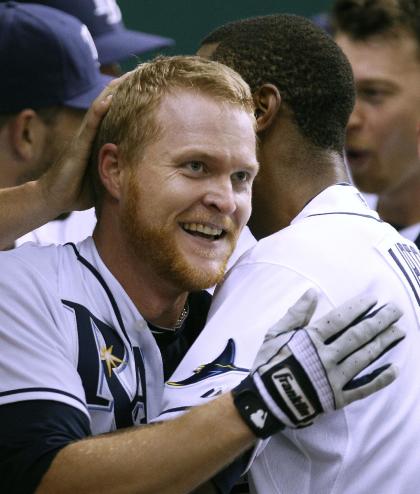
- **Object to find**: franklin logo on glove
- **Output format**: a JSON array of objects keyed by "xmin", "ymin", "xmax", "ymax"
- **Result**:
[{"xmin": 272, "ymin": 369, "xmax": 315, "ymax": 421}]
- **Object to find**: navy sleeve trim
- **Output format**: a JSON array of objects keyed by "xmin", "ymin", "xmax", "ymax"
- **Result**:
[
  {"xmin": 0, "ymin": 400, "xmax": 91, "ymax": 494},
  {"xmin": 307, "ymin": 211, "xmax": 382, "ymax": 222},
  {"xmin": 0, "ymin": 386, "xmax": 88, "ymax": 410}
]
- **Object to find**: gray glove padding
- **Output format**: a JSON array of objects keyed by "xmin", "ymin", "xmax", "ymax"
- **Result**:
[{"xmin": 232, "ymin": 289, "xmax": 404, "ymax": 438}]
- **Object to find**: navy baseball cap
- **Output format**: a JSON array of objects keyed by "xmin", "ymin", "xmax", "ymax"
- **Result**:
[
  {"xmin": 0, "ymin": 1, "xmax": 112, "ymax": 113},
  {"xmin": 16, "ymin": 0, "xmax": 175, "ymax": 65}
]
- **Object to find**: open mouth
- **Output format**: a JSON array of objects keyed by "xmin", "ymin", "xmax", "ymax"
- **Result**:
[
  {"xmin": 181, "ymin": 223, "xmax": 226, "ymax": 241},
  {"xmin": 345, "ymin": 149, "xmax": 370, "ymax": 167}
]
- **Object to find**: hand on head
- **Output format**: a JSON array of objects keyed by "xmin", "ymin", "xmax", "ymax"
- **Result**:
[{"xmin": 38, "ymin": 74, "xmax": 130, "ymax": 216}]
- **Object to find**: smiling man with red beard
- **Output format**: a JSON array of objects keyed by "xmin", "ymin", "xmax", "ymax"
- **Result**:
[
  {"xmin": 92, "ymin": 60, "xmax": 258, "ymax": 320},
  {"xmin": 115, "ymin": 88, "xmax": 251, "ymax": 293}
]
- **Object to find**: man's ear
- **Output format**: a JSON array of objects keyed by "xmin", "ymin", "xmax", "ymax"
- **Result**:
[
  {"xmin": 8, "ymin": 109, "xmax": 44, "ymax": 161},
  {"xmin": 98, "ymin": 143, "xmax": 124, "ymax": 200},
  {"xmin": 253, "ymin": 84, "xmax": 282, "ymax": 133}
]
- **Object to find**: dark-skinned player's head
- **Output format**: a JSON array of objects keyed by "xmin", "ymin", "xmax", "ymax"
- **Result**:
[{"xmin": 199, "ymin": 14, "xmax": 355, "ymax": 153}]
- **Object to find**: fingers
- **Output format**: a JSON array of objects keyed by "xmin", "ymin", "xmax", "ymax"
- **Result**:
[
  {"xmin": 264, "ymin": 288, "xmax": 318, "ymax": 341},
  {"xmin": 338, "ymin": 324, "xmax": 405, "ymax": 378},
  {"xmin": 67, "ymin": 73, "xmax": 130, "ymax": 185},
  {"xmin": 341, "ymin": 364, "xmax": 399, "ymax": 405},
  {"xmin": 86, "ymin": 72, "xmax": 132, "ymax": 120},
  {"xmin": 330, "ymin": 303, "xmax": 403, "ymax": 362},
  {"xmin": 74, "ymin": 81, "xmax": 117, "ymax": 143},
  {"xmin": 254, "ymin": 289, "xmax": 318, "ymax": 370},
  {"xmin": 73, "ymin": 71, "xmax": 132, "ymax": 148},
  {"xmin": 81, "ymin": 92, "xmax": 113, "ymax": 134},
  {"xmin": 312, "ymin": 293, "xmax": 379, "ymax": 342}
]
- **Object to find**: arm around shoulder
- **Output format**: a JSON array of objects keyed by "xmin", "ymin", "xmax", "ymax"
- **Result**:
[{"xmin": 37, "ymin": 393, "xmax": 255, "ymax": 494}]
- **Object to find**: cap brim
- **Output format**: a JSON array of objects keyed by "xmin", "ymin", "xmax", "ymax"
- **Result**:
[
  {"xmin": 63, "ymin": 73, "xmax": 113, "ymax": 110},
  {"xmin": 95, "ymin": 28, "xmax": 175, "ymax": 65}
]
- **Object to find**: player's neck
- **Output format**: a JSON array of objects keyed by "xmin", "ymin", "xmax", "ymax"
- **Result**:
[
  {"xmin": 0, "ymin": 145, "xmax": 21, "ymax": 189},
  {"xmin": 93, "ymin": 225, "xmax": 189, "ymax": 329},
  {"xmin": 377, "ymin": 169, "xmax": 420, "ymax": 227},
  {"xmin": 250, "ymin": 139, "xmax": 348, "ymax": 239}
]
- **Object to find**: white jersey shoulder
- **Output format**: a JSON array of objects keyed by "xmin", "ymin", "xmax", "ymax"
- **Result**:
[
  {"xmin": 15, "ymin": 209, "xmax": 97, "ymax": 247},
  {"xmin": 0, "ymin": 238, "xmax": 163, "ymax": 434}
]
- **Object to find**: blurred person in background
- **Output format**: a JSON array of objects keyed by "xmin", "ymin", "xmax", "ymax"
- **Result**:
[
  {"xmin": 0, "ymin": 80, "xmax": 120, "ymax": 250},
  {"xmin": 0, "ymin": 1, "xmax": 111, "ymax": 249},
  {"xmin": 331, "ymin": 0, "xmax": 420, "ymax": 247}
]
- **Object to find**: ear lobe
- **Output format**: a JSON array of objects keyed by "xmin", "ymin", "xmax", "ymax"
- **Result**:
[
  {"xmin": 253, "ymin": 84, "xmax": 282, "ymax": 133},
  {"xmin": 98, "ymin": 143, "xmax": 123, "ymax": 200}
]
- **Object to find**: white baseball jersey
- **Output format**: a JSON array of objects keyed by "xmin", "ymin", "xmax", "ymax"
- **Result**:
[
  {"xmin": 0, "ymin": 237, "xmax": 163, "ymax": 434},
  {"xmin": 15, "ymin": 209, "xmax": 98, "ymax": 247},
  {"xmin": 360, "ymin": 192, "xmax": 420, "ymax": 247},
  {"xmin": 161, "ymin": 184, "xmax": 420, "ymax": 494}
]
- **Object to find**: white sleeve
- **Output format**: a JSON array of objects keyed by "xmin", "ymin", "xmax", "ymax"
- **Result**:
[
  {"xmin": 160, "ymin": 261, "xmax": 334, "ymax": 419},
  {"xmin": 0, "ymin": 253, "xmax": 89, "ymax": 419}
]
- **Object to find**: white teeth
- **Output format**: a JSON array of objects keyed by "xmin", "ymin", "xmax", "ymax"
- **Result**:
[{"xmin": 182, "ymin": 223, "xmax": 223, "ymax": 236}]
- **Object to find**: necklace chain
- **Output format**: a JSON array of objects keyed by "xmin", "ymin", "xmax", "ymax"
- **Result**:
[{"xmin": 172, "ymin": 302, "xmax": 189, "ymax": 331}]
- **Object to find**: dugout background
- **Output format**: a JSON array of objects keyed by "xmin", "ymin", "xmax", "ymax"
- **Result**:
[{"xmin": 118, "ymin": 0, "xmax": 332, "ymax": 67}]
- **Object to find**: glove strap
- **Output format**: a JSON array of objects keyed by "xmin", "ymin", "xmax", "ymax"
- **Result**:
[{"xmin": 232, "ymin": 375, "xmax": 285, "ymax": 439}]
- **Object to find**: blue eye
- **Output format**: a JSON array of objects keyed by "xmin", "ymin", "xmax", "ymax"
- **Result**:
[
  {"xmin": 233, "ymin": 171, "xmax": 250, "ymax": 183},
  {"xmin": 186, "ymin": 161, "xmax": 204, "ymax": 172}
]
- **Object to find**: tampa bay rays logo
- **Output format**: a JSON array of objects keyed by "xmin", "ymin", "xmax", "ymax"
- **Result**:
[
  {"xmin": 166, "ymin": 339, "xmax": 249, "ymax": 387},
  {"xmin": 62, "ymin": 300, "xmax": 147, "ymax": 427}
]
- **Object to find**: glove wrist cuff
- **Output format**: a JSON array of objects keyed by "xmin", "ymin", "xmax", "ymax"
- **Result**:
[{"xmin": 232, "ymin": 375, "xmax": 285, "ymax": 439}]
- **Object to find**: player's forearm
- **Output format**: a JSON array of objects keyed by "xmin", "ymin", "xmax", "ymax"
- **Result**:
[
  {"xmin": 0, "ymin": 180, "xmax": 59, "ymax": 249},
  {"xmin": 36, "ymin": 393, "xmax": 255, "ymax": 494}
]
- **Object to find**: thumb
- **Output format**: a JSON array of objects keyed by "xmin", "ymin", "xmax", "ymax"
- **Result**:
[{"xmin": 265, "ymin": 288, "xmax": 319, "ymax": 340}]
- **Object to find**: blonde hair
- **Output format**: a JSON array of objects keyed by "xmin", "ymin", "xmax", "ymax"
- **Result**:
[{"xmin": 90, "ymin": 55, "xmax": 254, "ymax": 210}]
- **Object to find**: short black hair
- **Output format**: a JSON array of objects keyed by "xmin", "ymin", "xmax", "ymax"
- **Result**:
[
  {"xmin": 331, "ymin": 0, "xmax": 420, "ymax": 49},
  {"xmin": 200, "ymin": 14, "xmax": 355, "ymax": 152}
]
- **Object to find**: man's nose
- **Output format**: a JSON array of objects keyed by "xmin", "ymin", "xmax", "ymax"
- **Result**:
[
  {"xmin": 202, "ymin": 178, "xmax": 237, "ymax": 215},
  {"xmin": 347, "ymin": 99, "xmax": 364, "ymax": 132}
]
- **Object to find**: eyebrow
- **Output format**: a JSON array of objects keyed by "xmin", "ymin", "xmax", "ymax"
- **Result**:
[
  {"xmin": 356, "ymin": 78, "xmax": 399, "ymax": 88},
  {"xmin": 174, "ymin": 148, "xmax": 260, "ymax": 171},
  {"xmin": 245, "ymin": 161, "xmax": 260, "ymax": 175}
]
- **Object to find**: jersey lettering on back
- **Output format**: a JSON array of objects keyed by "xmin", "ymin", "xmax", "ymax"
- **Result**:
[{"xmin": 388, "ymin": 242, "xmax": 420, "ymax": 307}]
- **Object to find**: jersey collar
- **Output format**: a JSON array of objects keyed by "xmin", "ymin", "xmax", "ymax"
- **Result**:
[{"xmin": 291, "ymin": 184, "xmax": 381, "ymax": 226}]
